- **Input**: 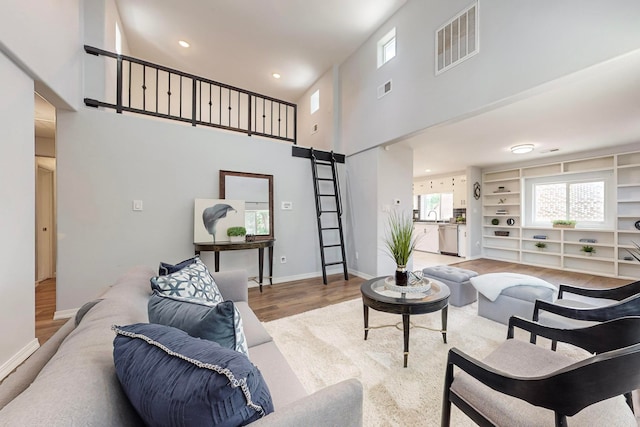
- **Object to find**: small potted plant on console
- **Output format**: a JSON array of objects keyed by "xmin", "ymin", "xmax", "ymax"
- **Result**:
[
  {"xmin": 227, "ymin": 226, "xmax": 247, "ymax": 243},
  {"xmin": 383, "ymin": 211, "xmax": 418, "ymax": 286}
]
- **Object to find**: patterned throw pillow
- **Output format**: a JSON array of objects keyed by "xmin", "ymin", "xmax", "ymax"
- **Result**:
[
  {"xmin": 158, "ymin": 256, "xmax": 198, "ymax": 276},
  {"xmin": 150, "ymin": 258, "xmax": 223, "ymax": 304},
  {"xmin": 148, "ymin": 291, "xmax": 249, "ymax": 356},
  {"xmin": 112, "ymin": 323, "xmax": 273, "ymax": 427}
]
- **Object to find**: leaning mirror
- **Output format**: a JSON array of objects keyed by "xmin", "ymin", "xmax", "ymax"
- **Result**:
[{"xmin": 220, "ymin": 170, "xmax": 274, "ymax": 241}]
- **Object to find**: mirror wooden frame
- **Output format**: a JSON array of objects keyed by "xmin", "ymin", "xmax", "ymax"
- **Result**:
[{"xmin": 219, "ymin": 170, "xmax": 274, "ymax": 241}]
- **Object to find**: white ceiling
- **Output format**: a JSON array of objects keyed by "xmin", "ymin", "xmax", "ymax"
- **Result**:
[
  {"xmin": 406, "ymin": 48, "xmax": 640, "ymax": 178},
  {"xmin": 115, "ymin": 0, "xmax": 406, "ymax": 103}
]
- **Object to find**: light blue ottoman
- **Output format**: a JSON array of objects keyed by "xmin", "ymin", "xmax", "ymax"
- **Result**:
[
  {"xmin": 422, "ymin": 265, "xmax": 479, "ymax": 307},
  {"xmin": 470, "ymin": 273, "xmax": 558, "ymax": 325}
]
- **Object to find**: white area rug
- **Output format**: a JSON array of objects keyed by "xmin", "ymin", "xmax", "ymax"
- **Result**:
[{"xmin": 264, "ymin": 298, "xmax": 589, "ymax": 427}]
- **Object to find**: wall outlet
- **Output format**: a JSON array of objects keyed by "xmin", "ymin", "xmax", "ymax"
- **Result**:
[
  {"xmin": 281, "ymin": 201, "xmax": 293, "ymax": 210},
  {"xmin": 132, "ymin": 200, "xmax": 143, "ymax": 211},
  {"xmin": 280, "ymin": 256, "xmax": 287, "ymax": 264}
]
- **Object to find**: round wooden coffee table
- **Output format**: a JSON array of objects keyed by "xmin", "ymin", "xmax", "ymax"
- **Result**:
[{"xmin": 361, "ymin": 276, "xmax": 450, "ymax": 368}]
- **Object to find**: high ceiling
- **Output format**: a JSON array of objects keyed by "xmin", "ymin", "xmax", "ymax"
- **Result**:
[
  {"xmin": 101, "ymin": 2, "xmax": 640, "ymax": 178},
  {"xmin": 115, "ymin": 0, "xmax": 406, "ymax": 103}
]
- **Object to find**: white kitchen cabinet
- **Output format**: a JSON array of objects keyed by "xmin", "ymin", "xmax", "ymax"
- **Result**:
[
  {"xmin": 453, "ymin": 175, "xmax": 467, "ymax": 208},
  {"xmin": 414, "ymin": 223, "xmax": 439, "ymax": 253}
]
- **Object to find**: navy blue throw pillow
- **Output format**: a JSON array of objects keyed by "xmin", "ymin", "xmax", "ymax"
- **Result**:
[
  {"xmin": 148, "ymin": 292, "xmax": 237, "ymax": 352},
  {"xmin": 158, "ymin": 256, "xmax": 198, "ymax": 276},
  {"xmin": 112, "ymin": 323, "xmax": 273, "ymax": 427}
]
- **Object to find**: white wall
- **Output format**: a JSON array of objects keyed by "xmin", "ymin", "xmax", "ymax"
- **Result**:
[
  {"xmin": 0, "ymin": 52, "xmax": 37, "ymax": 378},
  {"xmin": 0, "ymin": 0, "xmax": 82, "ymax": 109},
  {"xmin": 296, "ymin": 67, "xmax": 336, "ymax": 151},
  {"xmin": 339, "ymin": 0, "xmax": 640, "ymax": 156},
  {"xmin": 376, "ymin": 146, "xmax": 414, "ymax": 275},
  {"xmin": 56, "ymin": 108, "xmax": 339, "ymax": 310},
  {"xmin": 345, "ymin": 145, "xmax": 413, "ymax": 278}
]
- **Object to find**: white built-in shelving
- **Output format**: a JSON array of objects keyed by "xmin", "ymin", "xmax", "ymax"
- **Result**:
[{"xmin": 481, "ymin": 151, "xmax": 640, "ymax": 280}]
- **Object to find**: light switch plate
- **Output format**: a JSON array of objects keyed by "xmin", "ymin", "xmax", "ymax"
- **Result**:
[
  {"xmin": 132, "ymin": 200, "xmax": 143, "ymax": 211},
  {"xmin": 281, "ymin": 201, "xmax": 293, "ymax": 210}
]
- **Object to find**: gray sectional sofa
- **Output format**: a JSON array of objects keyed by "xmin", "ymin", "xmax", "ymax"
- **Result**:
[{"xmin": 0, "ymin": 265, "xmax": 363, "ymax": 426}]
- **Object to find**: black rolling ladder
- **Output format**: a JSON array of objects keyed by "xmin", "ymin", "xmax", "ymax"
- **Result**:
[{"xmin": 292, "ymin": 146, "xmax": 349, "ymax": 285}]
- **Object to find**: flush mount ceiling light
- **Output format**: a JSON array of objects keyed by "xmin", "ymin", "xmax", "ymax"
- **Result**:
[
  {"xmin": 178, "ymin": 40, "xmax": 190, "ymax": 48},
  {"xmin": 510, "ymin": 144, "xmax": 534, "ymax": 154},
  {"xmin": 272, "ymin": 73, "xmax": 281, "ymax": 79}
]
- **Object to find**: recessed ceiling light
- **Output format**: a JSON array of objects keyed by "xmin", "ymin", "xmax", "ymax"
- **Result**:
[
  {"xmin": 511, "ymin": 144, "xmax": 534, "ymax": 154},
  {"xmin": 178, "ymin": 40, "xmax": 190, "ymax": 48},
  {"xmin": 424, "ymin": 169, "xmax": 431, "ymax": 172},
  {"xmin": 272, "ymin": 73, "xmax": 281, "ymax": 79}
]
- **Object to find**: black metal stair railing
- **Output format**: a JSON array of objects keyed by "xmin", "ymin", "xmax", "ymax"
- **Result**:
[{"xmin": 84, "ymin": 45, "xmax": 297, "ymax": 144}]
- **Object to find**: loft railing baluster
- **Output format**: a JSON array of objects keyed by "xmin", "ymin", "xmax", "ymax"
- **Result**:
[
  {"xmin": 116, "ymin": 55, "xmax": 123, "ymax": 113},
  {"xmin": 293, "ymin": 106, "xmax": 297, "ymax": 144},
  {"xmin": 167, "ymin": 72, "xmax": 171, "ymax": 115},
  {"xmin": 237, "ymin": 91, "xmax": 240, "ymax": 129},
  {"xmin": 191, "ymin": 78, "xmax": 197, "ymax": 127},
  {"xmin": 278, "ymin": 102, "xmax": 282, "ymax": 136},
  {"xmin": 262, "ymin": 98, "xmax": 266, "ymax": 133},
  {"xmin": 228, "ymin": 89, "xmax": 231, "ymax": 126},
  {"xmin": 198, "ymin": 80, "xmax": 202, "ymax": 123},
  {"xmin": 270, "ymin": 101, "xmax": 273, "ymax": 136},
  {"xmin": 285, "ymin": 107, "xmax": 288, "ymax": 140},
  {"xmin": 155, "ymin": 68, "xmax": 159, "ymax": 113},
  {"xmin": 219, "ymin": 86, "xmax": 222, "ymax": 125},
  {"xmin": 142, "ymin": 64, "xmax": 146, "ymax": 111},
  {"xmin": 127, "ymin": 61, "xmax": 131, "ymax": 108},
  {"xmin": 208, "ymin": 84, "xmax": 212, "ymax": 124},
  {"xmin": 179, "ymin": 76, "xmax": 183, "ymax": 118},
  {"xmin": 247, "ymin": 94, "xmax": 252, "ymax": 136}
]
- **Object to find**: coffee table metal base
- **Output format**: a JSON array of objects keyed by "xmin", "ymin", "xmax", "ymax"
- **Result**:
[{"xmin": 363, "ymin": 305, "xmax": 448, "ymax": 368}]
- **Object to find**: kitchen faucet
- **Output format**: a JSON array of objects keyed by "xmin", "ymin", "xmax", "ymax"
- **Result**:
[{"xmin": 426, "ymin": 210, "xmax": 438, "ymax": 221}]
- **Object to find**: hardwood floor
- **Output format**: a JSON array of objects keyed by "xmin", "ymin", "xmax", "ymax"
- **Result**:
[
  {"xmin": 35, "ymin": 278, "xmax": 68, "ymax": 345},
  {"xmin": 35, "ymin": 259, "xmax": 631, "ymax": 342}
]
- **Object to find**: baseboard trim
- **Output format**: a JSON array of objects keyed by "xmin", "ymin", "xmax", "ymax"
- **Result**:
[
  {"xmin": 0, "ymin": 339, "xmax": 39, "ymax": 381},
  {"xmin": 54, "ymin": 308, "xmax": 78, "ymax": 320},
  {"xmin": 348, "ymin": 269, "xmax": 373, "ymax": 280}
]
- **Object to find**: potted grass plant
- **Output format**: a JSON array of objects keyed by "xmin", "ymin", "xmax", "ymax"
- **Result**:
[
  {"xmin": 552, "ymin": 219, "xmax": 576, "ymax": 229},
  {"xmin": 383, "ymin": 211, "xmax": 418, "ymax": 286}
]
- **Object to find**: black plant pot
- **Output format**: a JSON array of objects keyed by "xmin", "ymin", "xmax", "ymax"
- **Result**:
[{"xmin": 395, "ymin": 266, "xmax": 408, "ymax": 286}]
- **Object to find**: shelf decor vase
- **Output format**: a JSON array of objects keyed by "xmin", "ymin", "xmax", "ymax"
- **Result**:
[{"xmin": 395, "ymin": 265, "xmax": 408, "ymax": 286}]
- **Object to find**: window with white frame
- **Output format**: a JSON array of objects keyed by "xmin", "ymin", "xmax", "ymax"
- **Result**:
[
  {"xmin": 310, "ymin": 89, "xmax": 319, "ymax": 114},
  {"xmin": 377, "ymin": 28, "xmax": 396, "ymax": 68},
  {"xmin": 524, "ymin": 171, "xmax": 615, "ymax": 229}
]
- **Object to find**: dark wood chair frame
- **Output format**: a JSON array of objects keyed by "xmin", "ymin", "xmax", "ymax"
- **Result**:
[
  {"xmin": 532, "ymin": 280, "xmax": 640, "ymax": 350},
  {"xmin": 441, "ymin": 316, "xmax": 640, "ymax": 427}
]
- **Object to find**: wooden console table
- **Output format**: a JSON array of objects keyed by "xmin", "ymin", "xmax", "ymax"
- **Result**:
[{"xmin": 194, "ymin": 239, "xmax": 275, "ymax": 292}]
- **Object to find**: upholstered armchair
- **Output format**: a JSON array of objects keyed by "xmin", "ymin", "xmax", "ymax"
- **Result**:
[
  {"xmin": 441, "ymin": 316, "xmax": 640, "ymax": 427},
  {"xmin": 533, "ymin": 280, "xmax": 640, "ymax": 350}
]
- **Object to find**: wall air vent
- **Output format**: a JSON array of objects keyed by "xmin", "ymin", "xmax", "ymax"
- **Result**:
[
  {"xmin": 435, "ymin": 2, "xmax": 479, "ymax": 75},
  {"xmin": 377, "ymin": 80, "xmax": 392, "ymax": 99}
]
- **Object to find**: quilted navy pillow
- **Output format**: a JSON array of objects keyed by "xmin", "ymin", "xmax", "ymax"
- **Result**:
[
  {"xmin": 148, "ymin": 291, "xmax": 249, "ymax": 356},
  {"xmin": 151, "ymin": 258, "xmax": 224, "ymax": 304},
  {"xmin": 112, "ymin": 323, "xmax": 273, "ymax": 427},
  {"xmin": 158, "ymin": 256, "xmax": 198, "ymax": 276}
]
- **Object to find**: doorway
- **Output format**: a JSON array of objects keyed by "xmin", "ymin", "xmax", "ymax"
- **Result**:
[{"xmin": 35, "ymin": 92, "xmax": 57, "ymax": 283}]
